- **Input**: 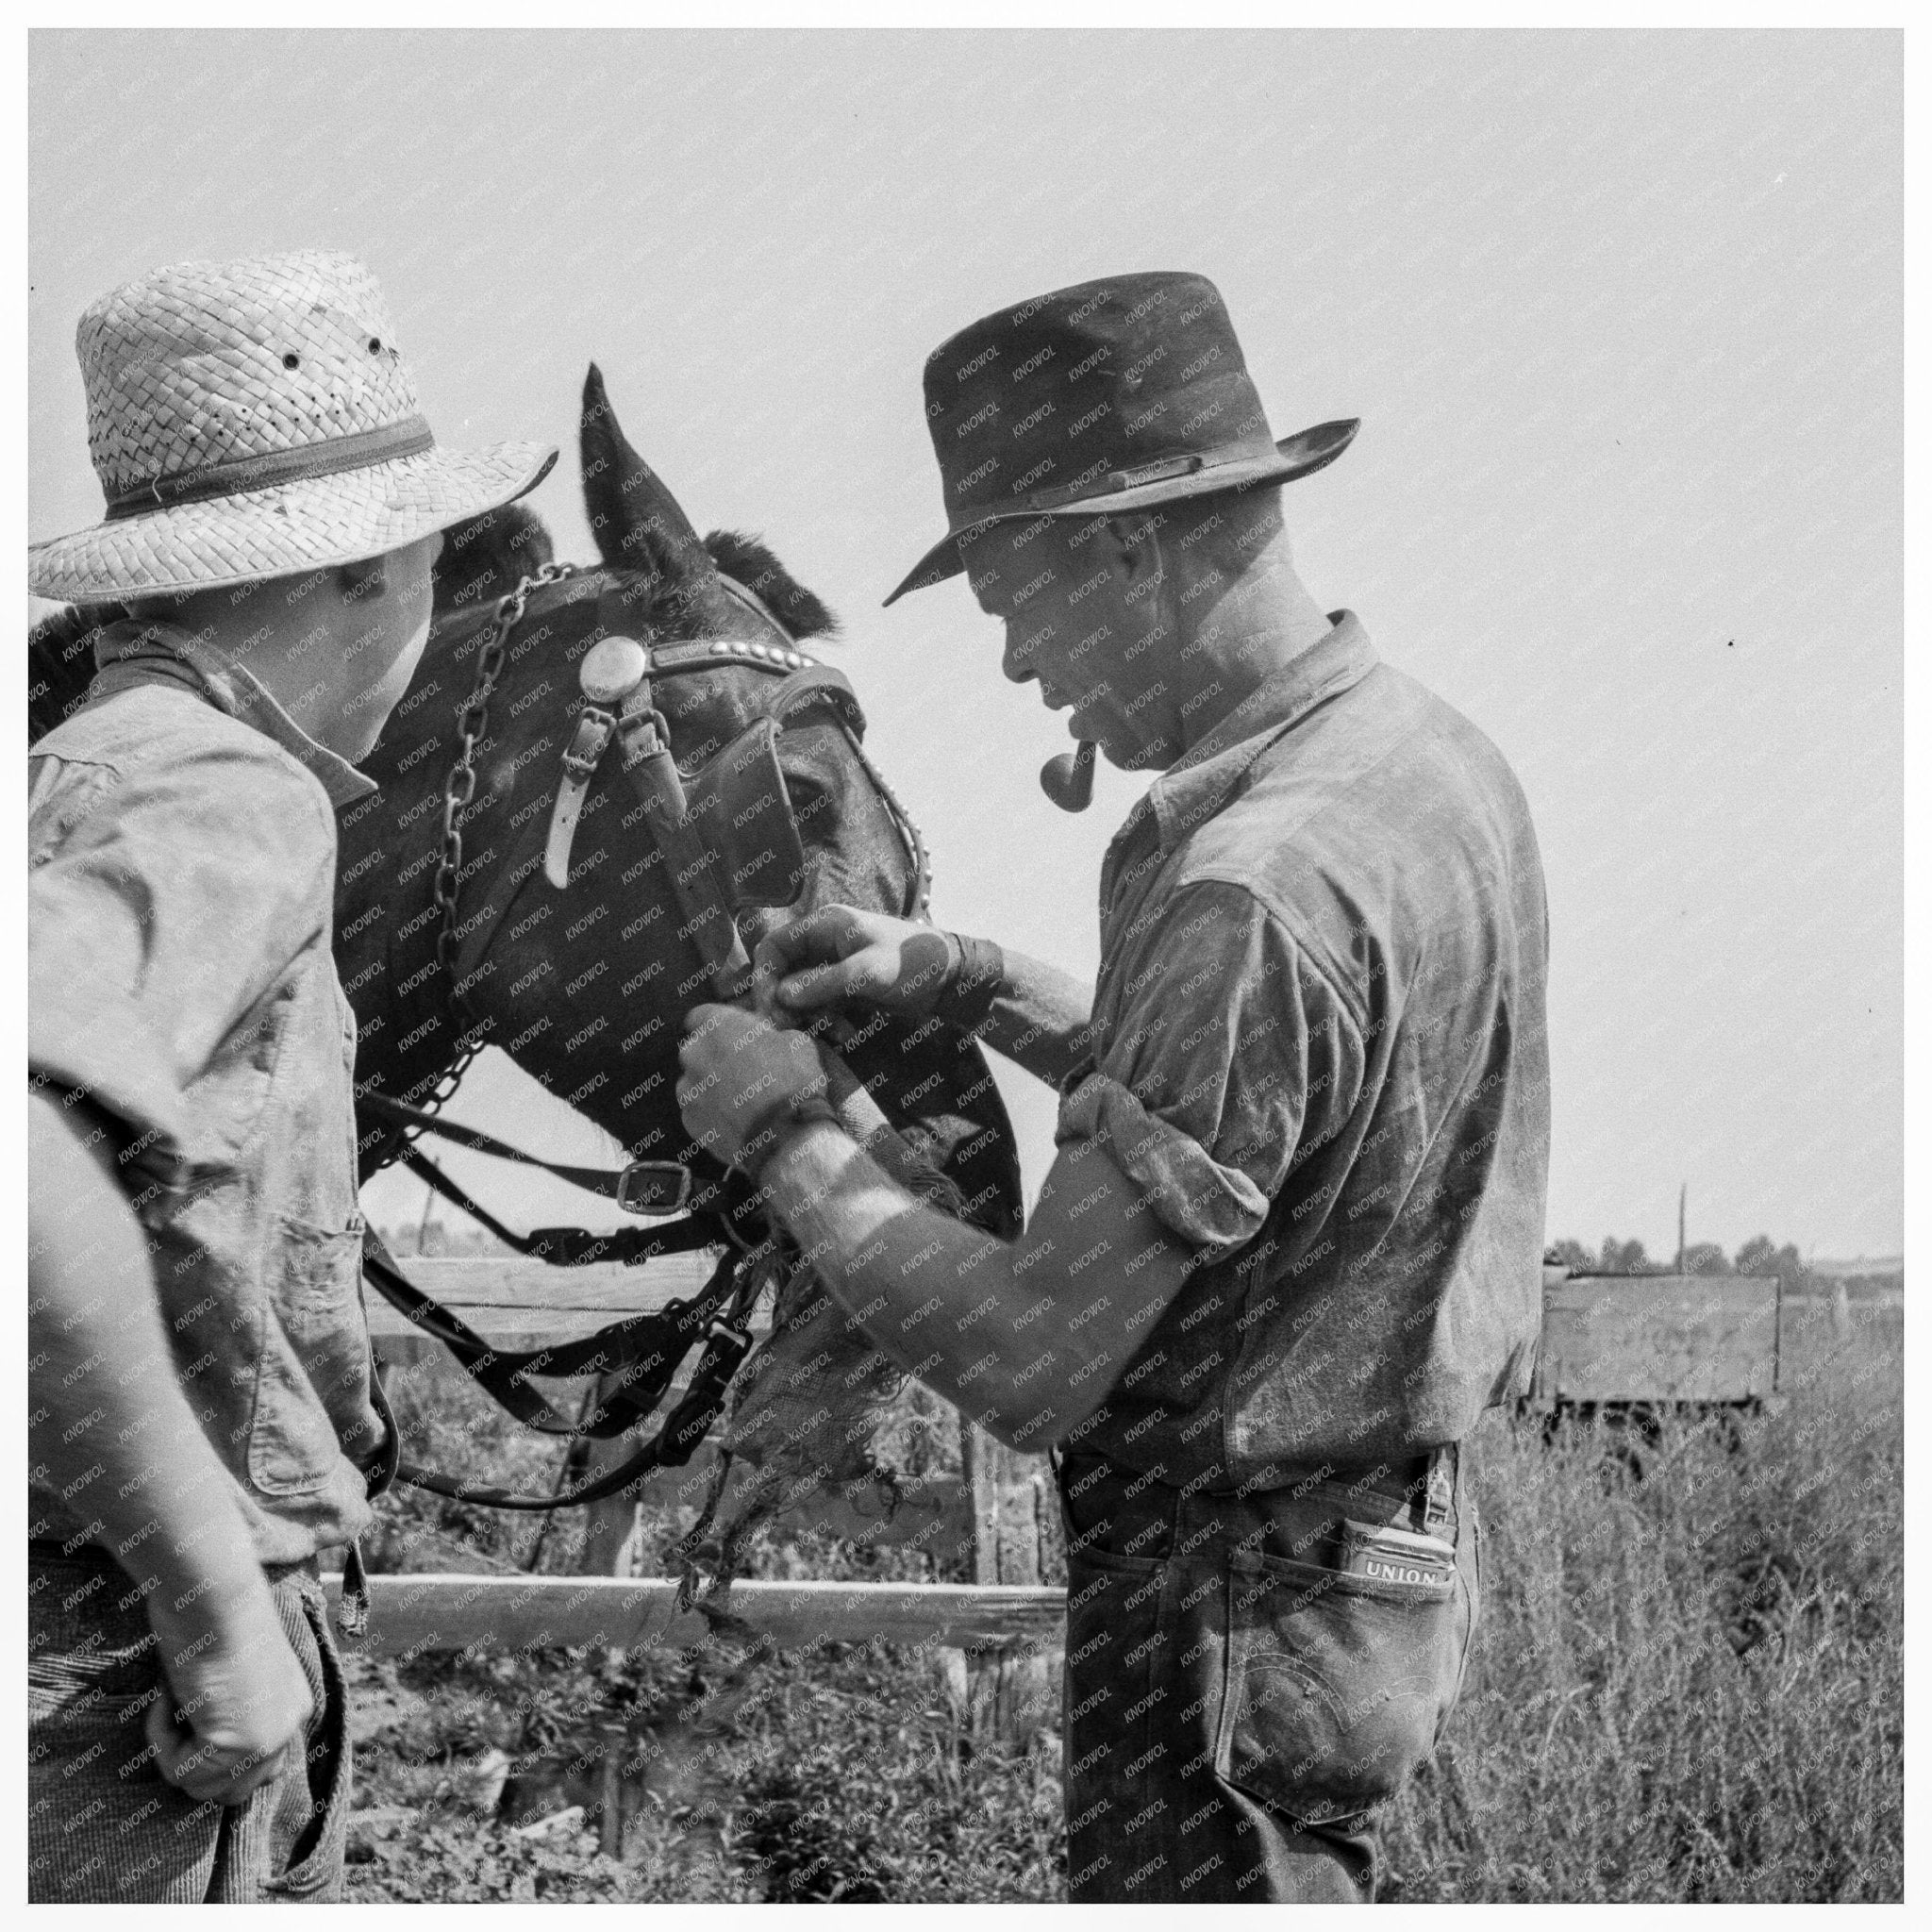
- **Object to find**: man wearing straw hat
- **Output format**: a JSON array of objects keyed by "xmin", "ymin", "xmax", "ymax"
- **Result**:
[
  {"xmin": 27, "ymin": 250, "xmax": 554, "ymax": 1902},
  {"xmin": 679, "ymin": 272, "xmax": 1550, "ymax": 1902}
]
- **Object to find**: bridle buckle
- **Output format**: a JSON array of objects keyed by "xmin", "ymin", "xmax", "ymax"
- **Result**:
[{"xmin": 616, "ymin": 1160, "xmax": 694, "ymax": 1216}]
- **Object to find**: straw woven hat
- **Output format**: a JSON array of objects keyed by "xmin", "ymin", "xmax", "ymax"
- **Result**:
[{"xmin": 29, "ymin": 250, "xmax": 558, "ymax": 603}]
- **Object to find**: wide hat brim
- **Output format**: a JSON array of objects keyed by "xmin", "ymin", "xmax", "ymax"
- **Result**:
[
  {"xmin": 883, "ymin": 418, "xmax": 1358, "ymax": 608},
  {"xmin": 28, "ymin": 439, "xmax": 558, "ymax": 604}
]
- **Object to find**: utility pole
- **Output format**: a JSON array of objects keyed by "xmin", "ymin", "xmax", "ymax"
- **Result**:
[
  {"xmin": 416, "ymin": 1174, "xmax": 437, "ymax": 1256},
  {"xmin": 1677, "ymin": 1183, "xmax": 1687, "ymax": 1273}
]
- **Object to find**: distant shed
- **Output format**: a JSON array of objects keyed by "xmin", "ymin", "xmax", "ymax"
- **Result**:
[{"xmin": 1530, "ymin": 1273, "xmax": 1783, "ymax": 1406}]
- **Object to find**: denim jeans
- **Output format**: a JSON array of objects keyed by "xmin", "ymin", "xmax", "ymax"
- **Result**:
[
  {"xmin": 1058, "ymin": 1444, "xmax": 1481, "ymax": 1903},
  {"xmin": 26, "ymin": 1545, "xmax": 352, "ymax": 1903}
]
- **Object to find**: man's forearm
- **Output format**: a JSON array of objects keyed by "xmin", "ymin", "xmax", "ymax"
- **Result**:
[
  {"xmin": 971, "ymin": 945, "xmax": 1097, "ymax": 1089},
  {"xmin": 760, "ymin": 1122, "xmax": 1106, "ymax": 1450},
  {"xmin": 28, "ymin": 1093, "xmax": 263, "ymax": 1600}
]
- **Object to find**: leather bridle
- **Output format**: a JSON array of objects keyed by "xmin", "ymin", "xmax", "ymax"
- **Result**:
[
  {"xmin": 348, "ymin": 565, "xmax": 936, "ymax": 1537},
  {"xmin": 533, "ymin": 575, "xmax": 932, "ymax": 989}
]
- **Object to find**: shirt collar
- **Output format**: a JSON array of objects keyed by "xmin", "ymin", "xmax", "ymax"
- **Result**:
[
  {"xmin": 93, "ymin": 620, "xmax": 378, "ymax": 809},
  {"xmin": 1118, "ymin": 609, "xmax": 1377, "ymax": 864}
]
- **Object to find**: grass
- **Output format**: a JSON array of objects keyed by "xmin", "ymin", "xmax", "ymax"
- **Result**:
[
  {"xmin": 1378, "ymin": 1333, "xmax": 1904, "ymax": 1902},
  {"xmin": 341, "ymin": 1328, "xmax": 1902, "ymax": 1903}
]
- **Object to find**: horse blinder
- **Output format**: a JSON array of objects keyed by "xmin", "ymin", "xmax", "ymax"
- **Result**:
[
  {"xmin": 545, "ymin": 641, "xmax": 817, "ymax": 914},
  {"xmin": 683, "ymin": 717, "xmax": 810, "ymax": 910}
]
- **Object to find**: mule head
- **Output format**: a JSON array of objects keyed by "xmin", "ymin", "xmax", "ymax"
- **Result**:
[{"xmin": 341, "ymin": 371, "xmax": 1021, "ymax": 1238}]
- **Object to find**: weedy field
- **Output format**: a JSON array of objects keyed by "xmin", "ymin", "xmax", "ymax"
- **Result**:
[{"xmin": 340, "ymin": 1326, "xmax": 1902, "ymax": 1904}]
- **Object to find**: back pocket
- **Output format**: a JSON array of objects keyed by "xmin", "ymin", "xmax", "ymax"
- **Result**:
[{"xmin": 1218, "ymin": 1549, "xmax": 1470, "ymax": 1827}]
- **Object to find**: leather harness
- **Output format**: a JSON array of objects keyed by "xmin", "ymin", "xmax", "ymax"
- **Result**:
[{"xmin": 350, "ymin": 570, "xmax": 934, "ymax": 1537}]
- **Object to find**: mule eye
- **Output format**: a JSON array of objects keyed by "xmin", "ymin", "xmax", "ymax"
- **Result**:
[{"xmin": 786, "ymin": 775, "xmax": 832, "ymax": 825}]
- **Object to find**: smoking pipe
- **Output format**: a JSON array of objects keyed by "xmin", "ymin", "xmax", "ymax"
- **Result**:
[{"xmin": 1040, "ymin": 740, "xmax": 1097, "ymax": 812}]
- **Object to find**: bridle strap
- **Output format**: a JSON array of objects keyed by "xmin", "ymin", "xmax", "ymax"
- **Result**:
[
  {"xmin": 382, "ymin": 1315, "xmax": 754, "ymax": 1511},
  {"xmin": 360, "ymin": 1234, "xmax": 762, "ymax": 1510},
  {"xmin": 361, "ymin": 1228, "xmax": 748, "ymax": 1432},
  {"xmin": 613, "ymin": 699, "xmax": 759, "ymax": 1000},
  {"xmin": 398, "ymin": 1142, "xmax": 720, "ymax": 1268},
  {"xmin": 717, "ymin": 572, "xmax": 794, "ymax": 641},
  {"xmin": 359, "ymin": 1089, "xmax": 694, "ymax": 1215}
]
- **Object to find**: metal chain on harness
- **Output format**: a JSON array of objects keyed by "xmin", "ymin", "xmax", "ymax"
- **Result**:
[
  {"xmin": 438, "ymin": 563, "xmax": 575, "ymax": 1038},
  {"xmin": 395, "ymin": 562, "xmax": 576, "ymax": 1141}
]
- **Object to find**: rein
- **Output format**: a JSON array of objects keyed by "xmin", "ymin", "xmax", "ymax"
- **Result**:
[{"xmin": 353, "ymin": 565, "xmax": 935, "ymax": 1524}]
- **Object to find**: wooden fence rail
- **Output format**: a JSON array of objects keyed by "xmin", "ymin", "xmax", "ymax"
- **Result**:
[
  {"xmin": 365, "ymin": 1253, "xmax": 729, "ymax": 1358},
  {"xmin": 323, "ymin": 1572, "xmax": 1066, "ymax": 1659}
]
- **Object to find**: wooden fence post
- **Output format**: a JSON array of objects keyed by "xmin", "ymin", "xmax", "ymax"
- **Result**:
[
  {"xmin": 957, "ymin": 1416, "xmax": 1058, "ymax": 1746},
  {"xmin": 596, "ymin": 1721, "xmax": 627, "ymax": 1857},
  {"xmin": 569, "ymin": 1368, "xmax": 665, "ymax": 1577}
]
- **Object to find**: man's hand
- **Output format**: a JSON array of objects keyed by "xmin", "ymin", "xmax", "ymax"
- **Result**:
[
  {"xmin": 755, "ymin": 906, "xmax": 958, "ymax": 1020},
  {"xmin": 677, "ymin": 1004, "xmax": 831, "ymax": 1173},
  {"xmin": 143, "ymin": 1579, "xmax": 314, "ymax": 1807},
  {"xmin": 29, "ymin": 1090, "xmax": 313, "ymax": 1808}
]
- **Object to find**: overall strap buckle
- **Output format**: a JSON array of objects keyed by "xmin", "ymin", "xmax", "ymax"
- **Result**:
[{"xmin": 1423, "ymin": 1444, "xmax": 1457, "ymax": 1533}]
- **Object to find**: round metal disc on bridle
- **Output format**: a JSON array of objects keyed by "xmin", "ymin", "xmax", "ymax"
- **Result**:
[{"xmin": 579, "ymin": 634, "xmax": 650, "ymax": 707}]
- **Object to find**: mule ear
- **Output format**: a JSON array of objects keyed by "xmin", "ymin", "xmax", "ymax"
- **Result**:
[
  {"xmin": 580, "ymin": 364, "xmax": 716, "ymax": 612},
  {"xmin": 431, "ymin": 502, "xmax": 556, "ymax": 624}
]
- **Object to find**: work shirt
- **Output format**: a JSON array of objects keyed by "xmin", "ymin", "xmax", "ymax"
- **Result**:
[
  {"xmin": 1057, "ymin": 612, "xmax": 1550, "ymax": 1483},
  {"xmin": 29, "ymin": 621, "xmax": 384, "ymax": 1566}
]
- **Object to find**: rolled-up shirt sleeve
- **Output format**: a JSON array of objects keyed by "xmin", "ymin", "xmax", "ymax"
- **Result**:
[
  {"xmin": 1056, "ymin": 880, "xmax": 1363, "ymax": 1256},
  {"xmin": 28, "ymin": 740, "xmax": 335, "ymax": 1179}
]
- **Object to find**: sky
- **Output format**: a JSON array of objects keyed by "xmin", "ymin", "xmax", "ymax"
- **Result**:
[{"xmin": 27, "ymin": 28, "xmax": 1903, "ymax": 1261}]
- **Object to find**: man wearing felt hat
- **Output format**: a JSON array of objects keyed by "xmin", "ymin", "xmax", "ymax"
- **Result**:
[
  {"xmin": 678, "ymin": 272, "xmax": 1551, "ymax": 1902},
  {"xmin": 27, "ymin": 249, "xmax": 556, "ymax": 1902}
]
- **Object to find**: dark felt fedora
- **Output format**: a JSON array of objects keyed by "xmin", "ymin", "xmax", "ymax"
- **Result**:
[{"xmin": 884, "ymin": 271, "xmax": 1357, "ymax": 606}]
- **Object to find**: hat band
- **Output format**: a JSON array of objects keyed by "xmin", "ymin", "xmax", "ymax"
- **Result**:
[
  {"xmin": 946, "ymin": 441, "xmax": 1282, "ymax": 533},
  {"xmin": 1025, "ymin": 451, "xmax": 1205, "ymax": 512},
  {"xmin": 104, "ymin": 415, "xmax": 436, "ymax": 522}
]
